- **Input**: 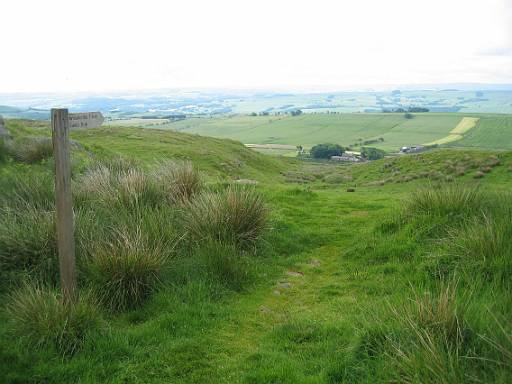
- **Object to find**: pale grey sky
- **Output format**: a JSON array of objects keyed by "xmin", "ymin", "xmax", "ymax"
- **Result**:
[{"xmin": 1, "ymin": 0, "xmax": 511, "ymax": 92}]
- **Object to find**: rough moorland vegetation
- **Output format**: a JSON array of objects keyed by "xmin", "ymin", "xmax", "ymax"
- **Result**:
[
  {"xmin": 333, "ymin": 184, "xmax": 512, "ymax": 383},
  {"xmin": 0, "ymin": 119, "xmax": 511, "ymax": 383}
]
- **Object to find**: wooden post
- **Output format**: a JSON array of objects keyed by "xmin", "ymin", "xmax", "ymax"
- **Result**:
[{"xmin": 51, "ymin": 108, "xmax": 76, "ymax": 302}]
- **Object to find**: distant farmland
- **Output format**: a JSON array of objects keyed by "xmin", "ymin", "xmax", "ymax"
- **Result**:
[{"xmin": 110, "ymin": 113, "xmax": 512, "ymax": 152}]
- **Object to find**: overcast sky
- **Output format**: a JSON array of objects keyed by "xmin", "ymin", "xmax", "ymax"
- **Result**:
[{"xmin": 1, "ymin": 0, "xmax": 511, "ymax": 93}]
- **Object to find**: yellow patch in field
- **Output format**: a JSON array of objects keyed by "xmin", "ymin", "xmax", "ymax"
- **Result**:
[
  {"xmin": 424, "ymin": 117, "xmax": 479, "ymax": 146},
  {"xmin": 451, "ymin": 117, "xmax": 479, "ymax": 134}
]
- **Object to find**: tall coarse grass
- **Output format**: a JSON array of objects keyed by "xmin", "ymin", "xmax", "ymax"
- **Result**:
[
  {"xmin": 75, "ymin": 161, "xmax": 165, "ymax": 207},
  {"xmin": 0, "ymin": 138, "xmax": 8, "ymax": 163},
  {"xmin": 479, "ymin": 312, "xmax": 512, "ymax": 373},
  {"xmin": 386, "ymin": 283, "xmax": 472, "ymax": 383},
  {"xmin": 405, "ymin": 183, "xmax": 483, "ymax": 219},
  {"xmin": 0, "ymin": 171, "xmax": 55, "ymax": 211},
  {"xmin": 7, "ymin": 136, "xmax": 53, "ymax": 164},
  {"xmin": 117, "ymin": 167, "xmax": 163, "ymax": 207},
  {"xmin": 153, "ymin": 161, "xmax": 202, "ymax": 203},
  {"xmin": 85, "ymin": 229, "xmax": 167, "ymax": 311},
  {"xmin": 74, "ymin": 165, "xmax": 115, "ymax": 203},
  {"xmin": 184, "ymin": 186, "xmax": 268, "ymax": 249},
  {"xmin": 346, "ymin": 185, "xmax": 512, "ymax": 383},
  {"xmin": 0, "ymin": 205, "xmax": 57, "ymax": 280},
  {"xmin": 7, "ymin": 284, "xmax": 102, "ymax": 356},
  {"xmin": 391, "ymin": 283, "xmax": 469, "ymax": 346},
  {"xmin": 99, "ymin": 156, "xmax": 140, "ymax": 174},
  {"xmin": 445, "ymin": 213, "xmax": 512, "ymax": 286}
]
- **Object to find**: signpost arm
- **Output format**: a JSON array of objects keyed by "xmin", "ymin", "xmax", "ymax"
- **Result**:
[{"xmin": 51, "ymin": 108, "xmax": 76, "ymax": 302}]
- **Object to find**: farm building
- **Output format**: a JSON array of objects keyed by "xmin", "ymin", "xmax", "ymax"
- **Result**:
[
  {"xmin": 330, "ymin": 154, "xmax": 366, "ymax": 162},
  {"xmin": 399, "ymin": 145, "xmax": 427, "ymax": 154}
]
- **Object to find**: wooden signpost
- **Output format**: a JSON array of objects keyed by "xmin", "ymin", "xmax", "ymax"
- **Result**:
[{"xmin": 51, "ymin": 108, "xmax": 103, "ymax": 301}]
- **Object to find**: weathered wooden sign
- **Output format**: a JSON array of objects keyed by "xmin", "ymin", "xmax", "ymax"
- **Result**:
[{"xmin": 69, "ymin": 111, "xmax": 104, "ymax": 129}]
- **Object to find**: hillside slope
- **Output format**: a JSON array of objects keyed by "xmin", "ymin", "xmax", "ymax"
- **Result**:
[{"xmin": 4, "ymin": 120, "xmax": 285, "ymax": 182}]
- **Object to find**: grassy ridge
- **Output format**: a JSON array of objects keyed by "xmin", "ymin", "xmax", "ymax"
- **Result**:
[
  {"xmin": 4, "ymin": 120, "xmax": 286, "ymax": 182},
  {"xmin": 72, "ymin": 127, "xmax": 285, "ymax": 181}
]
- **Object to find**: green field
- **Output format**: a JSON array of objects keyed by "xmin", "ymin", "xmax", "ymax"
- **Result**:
[
  {"xmin": 1, "ymin": 120, "xmax": 512, "ymax": 383},
  {"xmin": 111, "ymin": 113, "xmax": 512, "ymax": 152},
  {"xmin": 453, "ymin": 114, "xmax": 512, "ymax": 150}
]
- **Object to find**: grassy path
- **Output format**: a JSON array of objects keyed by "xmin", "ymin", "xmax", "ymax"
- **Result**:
[{"xmin": 197, "ymin": 189, "xmax": 395, "ymax": 383}]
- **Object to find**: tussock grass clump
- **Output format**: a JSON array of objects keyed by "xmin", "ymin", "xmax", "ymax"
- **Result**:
[
  {"xmin": 0, "ymin": 172, "xmax": 54, "ymax": 211},
  {"xmin": 74, "ymin": 165, "xmax": 115, "ymax": 202},
  {"xmin": 0, "ymin": 138, "xmax": 8, "ymax": 163},
  {"xmin": 386, "ymin": 284, "xmax": 472, "ymax": 383},
  {"xmin": 404, "ymin": 183, "xmax": 483, "ymax": 219},
  {"xmin": 7, "ymin": 136, "xmax": 53, "ymax": 164},
  {"xmin": 0, "ymin": 206, "xmax": 57, "ymax": 280},
  {"xmin": 7, "ymin": 284, "xmax": 102, "ymax": 356},
  {"xmin": 117, "ymin": 168, "xmax": 162, "ymax": 207},
  {"xmin": 90, "ymin": 156, "xmax": 140, "ymax": 174},
  {"xmin": 391, "ymin": 284, "xmax": 468, "ymax": 346},
  {"xmin": 75, "ymin": 162, "xmax": 164, "ymax": 207},
  {"xmin": 76, "ymin": 159, "xmax": 202, "ymax": 207},
  {"xmin": 185, "ymin": 187, "xmax": 267, "ymax": 249},
  {"xmin": 485, "ymin": 156, "xmax": 501, "ymax": 167},
  {"xmin": 153, "ymin": 161, "xmax": 202, "ymax": 202},
  {"xmin": 446, "ymin": 213, "xmax": 512, "ymax": 285},
  {"xmin": 85, "ymin": 230, "xmax": 167, "ymax": 311},
  {"xmin": 455, "ymin": 167, "xmax": 466, "ymax": 176}
]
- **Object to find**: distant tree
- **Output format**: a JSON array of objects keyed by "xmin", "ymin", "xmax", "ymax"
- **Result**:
[
  {"xmin": 290, "ymin": 109, "xmax": 303, "ymax": 116},
  {"xmin": 408, "ymin": 107, "xmax": 429, "ymax": 113},
  {"xmin": 310, "ymin": 143, "xmax": 344, "ymax": 159},
  {"xmin": 361, "ymin": 147, "xmax": 385, "ymax": 160},
  {"xmin": 259, "ymin": 111, "xmax": 269, "ymax": 116},
  {"xmin": 249, "ymin": 112, "xmax": 257, "ymax": 116},
  {"xmin": 404, "ymin": 112, "xmax": 414, "ymax": 119}
]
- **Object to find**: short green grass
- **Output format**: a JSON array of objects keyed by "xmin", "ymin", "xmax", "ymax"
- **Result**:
[{"xmin": 1, "ymin": 120, "xmax": 511, "ymax": 383}]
